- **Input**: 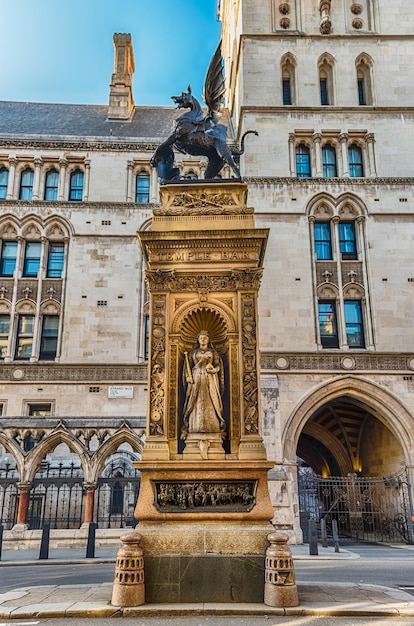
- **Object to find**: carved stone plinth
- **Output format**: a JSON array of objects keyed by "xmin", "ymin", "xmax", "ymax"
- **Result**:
[{"xmin": 182, "ymin": 432, "xmax": 225, "ymax": 460}]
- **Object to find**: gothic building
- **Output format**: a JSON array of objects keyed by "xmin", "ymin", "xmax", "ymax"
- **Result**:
[{"xmin": 0, "ymin": 2, "xmax": 414, "ymax": 542}]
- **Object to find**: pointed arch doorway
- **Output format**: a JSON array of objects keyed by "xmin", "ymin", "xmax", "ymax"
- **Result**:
[{"xmin": 296, "ymin": 394, "xmax": 414, "ymax": 544}]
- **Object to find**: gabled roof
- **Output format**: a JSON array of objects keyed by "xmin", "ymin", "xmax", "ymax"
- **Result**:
[{"xmin": 0, "ymin": 101, "xmax": 233, "ymax": 141}]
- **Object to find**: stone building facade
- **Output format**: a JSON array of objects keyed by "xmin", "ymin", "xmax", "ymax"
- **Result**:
[{"xmin": 1, "ymin": 2, "xmax": 414, "ymax": 541}]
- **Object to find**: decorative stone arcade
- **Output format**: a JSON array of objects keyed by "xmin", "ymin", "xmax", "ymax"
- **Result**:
[{"xmin": 134, "ymin": 181, "xmax": 274, "ymax": 603}]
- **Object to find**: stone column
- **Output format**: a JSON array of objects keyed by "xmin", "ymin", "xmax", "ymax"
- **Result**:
[
  {"xmin": 126, "ymin": 161, "xmax": 134, "ymax": 202},
  {"xmin": 288, "ymin": 133, "xmax": 296, "ymax": 177},
  {"xmin": 83, "ymin": 160, "xmax": 91, "ymax": 201},
  {"xmin": 339, "ymin": 133, "xmax": 349, "ymax": 177},
  {"xmin": 6, "ymin": 157, "xmax": 17, "ymax": 199},
  {"xmin": 32, "ymin": 157, "xmax": 42, "ymax": 200},
  {"xmin": 58, "ymin": 158, "xmax": 68, "ymax": 201},
  {"xmin": 83, "ymin": 482, "xmax": 97, "ymax": 524},
  {"xmin": 365, "ymin": 133, "xmax": 377, "ymax": 177},
  {"xmin": 312, "ymin": 133, "xmax": 323, "ymax": 177},
  {"xmin": 15, "ymin": 481, "xmax": 32, "ymax": 529}
]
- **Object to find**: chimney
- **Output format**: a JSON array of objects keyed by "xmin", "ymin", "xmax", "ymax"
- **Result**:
[{"xmin": 108, "ymin": 33, "xmax": 135, "ymax": 120}]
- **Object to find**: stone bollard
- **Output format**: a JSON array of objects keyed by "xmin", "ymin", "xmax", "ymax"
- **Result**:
[
  {"xmin": 264, "ymin": 531, "xmax": 299, "ymax": 607},
  {"xmin": 111, "ymin": 532, "xmax": 145, "ymax": 607}
]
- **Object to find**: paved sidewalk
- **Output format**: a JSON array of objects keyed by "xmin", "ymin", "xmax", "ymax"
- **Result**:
[{"xmin": 1, "ymin": 545, "xmax": 414, "ymax": 618}]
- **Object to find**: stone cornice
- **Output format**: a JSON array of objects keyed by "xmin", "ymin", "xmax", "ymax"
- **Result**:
[
  {"xmin": 244, "ymin": 177, "xmax": 414, "ymax": 186},
  {"xmin": 241, "ymin": 33, "xmax": 414, "ymax": 42},
  {"xmin": 0, "ymin": 137, "xmax": 160, "ymax": 152},
  {"xmin": 0, "ymin": 199, "xmax": 157, "ymax": 211},
  {"xmin": 0, "ymin": 363, "xmax": 148, "ymax": 382},
  {"xmin": 261, "ymin": 352, "xmax": 414, "ymax": 372},
  {"xmin": 240, "ymin": 105, "xmax": 414, "ymax": 116}
]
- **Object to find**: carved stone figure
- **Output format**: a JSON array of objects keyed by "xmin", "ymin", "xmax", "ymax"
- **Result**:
[
  {"xmin": 181, "ymin": 331, "xmax": 226, "ymax": 440},
  {"xmin": 150, "ymin": 44, "xmax": 257, "ymax": 182}
]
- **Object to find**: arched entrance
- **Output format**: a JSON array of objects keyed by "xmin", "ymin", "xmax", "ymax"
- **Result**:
[{"xmin": 285, "ymin": 378, "xmax": 414, "ymax": 544}]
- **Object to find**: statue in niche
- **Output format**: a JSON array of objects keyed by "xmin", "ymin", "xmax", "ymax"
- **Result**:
[
  {"xmin": 150, "ymin": 43, "xmax": 258, "ymax": 182},
  {"xmin": 181, "ymin": 331, "xmax": 226, "ymax": 440}
]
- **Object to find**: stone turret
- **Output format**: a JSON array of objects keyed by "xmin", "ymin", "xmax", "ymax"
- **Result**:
[{"xmin": 108, "ymin": 33, "xmax": 135, "ymax": 120}]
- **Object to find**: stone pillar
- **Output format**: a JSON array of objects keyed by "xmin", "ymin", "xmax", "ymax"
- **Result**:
[
  {"xmin": 6, "ymin": 157, "xmax": 17, "ymax": 199},
  {"xmin": 15, "ymin": 481, "xmax": 32, "ymax": 529},
  {"xmin": 288, "ymin": 133, "xmax": 296, "ymax": 177},
  {"xmin": 126, "ymin": 161, "xmax": 134, "ymax": 202},
  {"xmin": 111, "ymin": 533, "xmax": 145, "ymax": 607},
  {"xmin": 83, "ymin": 159, "xmax": 91, "ymax": 201},
  {"xmin": 339, "ymin": 133, "xmax": 349, "ymax": 177},
  {"xmin": 108, "ymin": 33, "xmax": 135, "ymax": 120},
  {"xmin": 83, "ymin": 482, "xmax": 97, "ymax": 524},
  {"xmin": 58, "ymin": 158, "xmax": 68, "ymax": 201},
  {"xmin": 313, "ymin": 133, "xmax": 323, "ymax": 177},
  {"xmin": 365, "ymin": 133, "xmax": 377, "ymax": 177},
  {"xmin": 32, "ymin": 157, "xmax": 42, "ymax": 200},
  {"xmin": 264, "ymin": 532, "xmax": 299, "ymax": 607}
]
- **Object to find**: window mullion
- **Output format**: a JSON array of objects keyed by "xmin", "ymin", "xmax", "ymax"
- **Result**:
[{"xmin": 332, "ymin": 217, "xmax": 347, "ymax": 348}]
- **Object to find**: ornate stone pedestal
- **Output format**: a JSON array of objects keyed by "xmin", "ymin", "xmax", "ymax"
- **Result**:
[{"xmin": 134, "ymin": 181, "xmax": 274, "ymax": 603}]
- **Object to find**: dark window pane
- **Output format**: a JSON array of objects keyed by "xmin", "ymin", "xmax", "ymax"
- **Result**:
[
  {"xmin": 296, "ymin": 144, "xmax": 311, "ymax": 177},
  {"xmin": 69, "ymin": 169, "xmax": 84, "ymax": 201},
  {"xmin": 322, "ymin": 145, "xmax": 337, "ymax": 177},
  {"xmin": 318, "ymin": 301, "xmax": 339, "ymax": 348},
  {"xmin": 44, "ymin": 169, "xmax": 59, "ymax": 201},
  {"xmin": 339, "ymin": 222, "xmax": 357, "ymax": 259},
  {"xmin": 47, "ymin": 242, "xmax": 65, "ymax": 277},
  {"xmin": 28, "ymin": 403, "xmax": 52, "ymax": 416},
  {"xmin": 23, "ymin": 241, "xmax": 41, "ymax": 277},
  {"xmin": 0, "ymin": 167, "xmax": 8, "ymax": 199},
  {"xmin": 19, "ymin": 168, "xmax": 34, "ymax": 200},
  {"xmin": 39, "ymin": 315, "xmax": 59, "ymax": 360},
  {"xmin": 358, "ymin": 79, "xmax": 365, "ymax": 105},
  {"xmin": 349, "ymin": 144, "xmax": 364, "ymax": 177},
  {"xmin": 314, "ymin": 222, "xmax": 332, "ymax": 260},
  {"xmin": 0, "ymin": 241, "xmax": 18, "ymax": 276},
  {"xmin": 344, "ymin": 300, "xmax": 365, "ymax": 348},
  {"xmin": 144, "ymin": 315, "xmax": 150, "ymax": 360},
  {"xmin": 282, "ymin": 79, "xmax": 292, "ymax": 105},
  {"xmin": 136, "ymin": 174, "xmax": 150, "ymax": 203},
  {"xmin": 320, "ymin": 79, "xmax": 328, "ymax": 105}
]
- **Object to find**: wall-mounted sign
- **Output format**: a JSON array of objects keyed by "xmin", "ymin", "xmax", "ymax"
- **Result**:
[{"xmin": 108, "ymin": 386, "xmax": 134, "ymax": 399}]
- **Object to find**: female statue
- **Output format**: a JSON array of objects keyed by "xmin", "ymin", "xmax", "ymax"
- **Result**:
[{"xmin": 181, "ymin": 331, "xmax": 226, "ymax": 440}]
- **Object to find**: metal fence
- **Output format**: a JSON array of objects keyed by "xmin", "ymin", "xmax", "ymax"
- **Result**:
[{"xmin": 299, "ymin": 469, "xmax": 414, "ymax": 544}]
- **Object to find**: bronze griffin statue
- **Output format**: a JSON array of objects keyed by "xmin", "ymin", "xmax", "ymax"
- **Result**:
[{"xmin": 150, "ymin": 44, "xmax": 257, "ymax": 182}]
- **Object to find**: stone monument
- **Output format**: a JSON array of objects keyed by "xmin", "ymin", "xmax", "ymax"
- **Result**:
[
  {"xmin": 132, "ymin": 44, "xmax": 275, "ymax": 603},
  {"xmin": 134, "ymin": 181, "xmax": 274, "ymax": 602}
]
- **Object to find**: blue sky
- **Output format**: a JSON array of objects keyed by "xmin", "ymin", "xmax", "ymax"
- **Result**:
[{"xmin": 1, "ymin": 0, "xmax": 221, "ymax": 106}]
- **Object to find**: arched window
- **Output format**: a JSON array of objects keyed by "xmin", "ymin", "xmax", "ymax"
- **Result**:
[
  {"xmin": 296, "ymin": 144, "xmax": 311, "ymax": 177},
  {"xmin": 322, "ymin": 144, "xmax": 337, "ymax": 177},
  {"xmin": 349, "ymin": 144, "xmax": 364, "ymax": 177},
  {"xmin": 0, "ymin": 167, "xmax": 8, "ymax": 199},
  {"xmin": 281, "ymin": 55, "xmax": 296, "ymax": 105},
  {"xmin": 356, "ymin": 55, "xmax": 373, "ymax": 105},
  {"xmin": 318, "ymin": 55, "xmax": 335, "ymax": 105},
  {"xmin": 69, "ymin": 169, "xmax": 84, "ymax": 201},
  {"xmin": 19, "ymin": 168, "xmax": 34, "ymax": 200},
  {"xmin": 44, "ymin": 169, "xmax": 59, "ymax": 201},
  {"xmin": 135, "ymin": 173, "xmax": 150, "ymax": 203}
]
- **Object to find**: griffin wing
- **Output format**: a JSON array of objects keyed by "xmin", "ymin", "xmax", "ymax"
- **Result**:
[{"xmin": 203, "ymin": 42, "xmax": 225, "ymax": 119}]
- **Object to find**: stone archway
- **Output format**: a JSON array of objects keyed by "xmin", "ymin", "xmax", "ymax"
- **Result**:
[{"xmin": 285, "ymin": 376, "xmax": 414, "ymax": 543}]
